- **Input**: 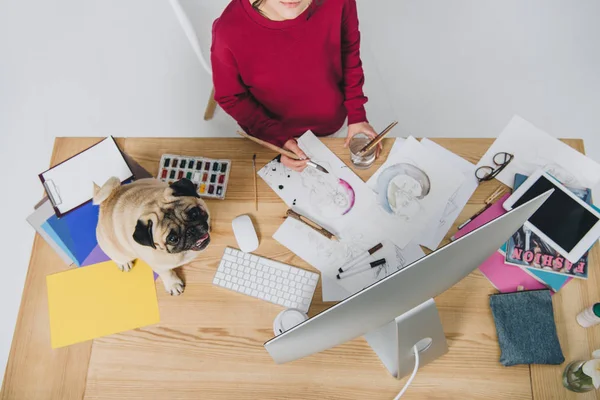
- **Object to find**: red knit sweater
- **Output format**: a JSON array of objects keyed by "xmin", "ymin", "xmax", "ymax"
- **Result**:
[{"xmin": 211, "ymin": 0, "xmax": 368, "ymax": 146}]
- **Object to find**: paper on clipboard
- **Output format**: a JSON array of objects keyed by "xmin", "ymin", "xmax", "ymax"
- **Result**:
[{"xmin": 39, "ymin": 137, "xmax": 133, "ymax": 216}]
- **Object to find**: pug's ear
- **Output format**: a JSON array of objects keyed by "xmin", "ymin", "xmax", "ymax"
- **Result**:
[
  {"xmin": 133, "ymin": 219, "xmax": 156, "ymax": 249},
  {"xmin": 169, "ymin": 178, "xmax": 200, "ymax": 198}
]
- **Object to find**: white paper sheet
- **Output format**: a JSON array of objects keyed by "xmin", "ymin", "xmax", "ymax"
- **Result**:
[
  {"xmin": 273, "ymin": 217, "xmax": 425, "ymax": 299},
  {"xmin": 260, "ymin": 132, "xmax": 451, "ymax": 248},
  {"xmin": 365, "ymin": 136, "xmax": 466, "ymax": 246},
  {"xmin": 40, "ymin": 137, "xmax": 133, "ymax": 215},
  {"xmin": 367, "ymin": 138, "xmax": 478, "ymax": 250},
  {"xmin": 476, "ymin": 115, "xmax": 600, "ymax": 198},
  {"xmin": 416, "ymin": 139, "xmax": 479, "ymax": 249}
]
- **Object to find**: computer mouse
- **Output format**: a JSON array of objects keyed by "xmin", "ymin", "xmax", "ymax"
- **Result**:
[{"xmin": 232, "ymin": 214, "xmax": 259, "ymax": 253}]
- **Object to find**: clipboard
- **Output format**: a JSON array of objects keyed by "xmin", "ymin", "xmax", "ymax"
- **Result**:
[{"xmin": 39, "ymin": 137, "xmax": 133, "ymax": 217}]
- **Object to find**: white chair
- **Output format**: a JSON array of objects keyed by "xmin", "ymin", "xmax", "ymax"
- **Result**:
[{"xmin": 169, "ymin": 0, "xmax": 218, "ymax": 120}]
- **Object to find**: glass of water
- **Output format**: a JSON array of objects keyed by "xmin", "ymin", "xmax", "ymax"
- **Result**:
[{"xmin": 349, "ymin": 133, "xmax": 376, "ymax": 169}]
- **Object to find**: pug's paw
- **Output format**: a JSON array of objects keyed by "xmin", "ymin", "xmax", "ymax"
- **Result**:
[
  {"xmin": 164, "ymin": 276, "xmax": 185, "ymax": 296},
  {"xmin": 118, "ymin": 261, "xmax": 134, "ymax": 272},
  {"xmin": 168, "ymin": 281, "xmax": 185, "ymax": 296}
]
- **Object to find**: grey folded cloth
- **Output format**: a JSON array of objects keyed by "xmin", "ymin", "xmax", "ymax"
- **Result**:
[{"xmin": 490, "ymin": 289, "xmax": 564, "ymax": 366}]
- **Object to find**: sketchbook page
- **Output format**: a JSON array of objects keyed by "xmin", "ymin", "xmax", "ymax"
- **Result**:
[
  {"xmin": 260, "ymin": 132, "xmax": 431, "ymax": 248},
  {"xmin": 41, "ymin": 138, "xmax": 133, "ymax": 214},
  {"xmin": 416, "ymin": 139, "xmax": 479, "ymax": 250},
  {"xmin": 365, "ymin": 136, "xmax": 466, "ymax": 246},
  {"xmin": 476, "ymin": 115, "xmax": 600, "ymax": 199}
]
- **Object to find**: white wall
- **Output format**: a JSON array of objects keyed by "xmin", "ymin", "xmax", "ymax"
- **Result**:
[
  {"xmin": 357, "ymin": 0, "xmax": 600, "ymax": 159},
  {"xmin": 1, "ymin": 0, "xmax": 599, "ymax": 388}
]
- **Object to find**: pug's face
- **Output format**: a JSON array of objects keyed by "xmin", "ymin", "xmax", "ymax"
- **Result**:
[{"xmin": 133, "ymin": 179, "xmax": 211, "ymax": 253}]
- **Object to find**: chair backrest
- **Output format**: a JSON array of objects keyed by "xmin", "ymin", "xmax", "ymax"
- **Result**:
[{"xmin": 168, "ymin": 0, "xmax": 214, "ymax": 75}]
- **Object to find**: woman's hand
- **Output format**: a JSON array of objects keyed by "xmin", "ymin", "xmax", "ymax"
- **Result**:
[
  {"xmin": 344, "ymin": 122, "xmax": 382, "ymax": 157},
  {"xmin": 281, "ymin": 139, "xmax": 308, "ymax": 172}
]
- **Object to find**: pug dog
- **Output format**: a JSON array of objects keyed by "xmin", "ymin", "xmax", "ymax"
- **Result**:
[{"xmin": 93, "ymin": 177, "xmax": 211, "ymax": 295}]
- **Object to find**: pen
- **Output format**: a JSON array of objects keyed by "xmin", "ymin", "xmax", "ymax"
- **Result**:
[
  {"xmin": 456, "ymin": 203, "xmax": 493, "ymax": 231},
  {"xmin": 336, "ymin": 258, "xmax": 387, "ymax": 280},
  {"xmin": 337, "ymin": 243, "xmax": 383, "ymax": 273}
]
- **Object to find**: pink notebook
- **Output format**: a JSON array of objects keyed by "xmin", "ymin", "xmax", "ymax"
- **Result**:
[{"xmin": 453, "ymin": 194, "xmax": 548, "ymax": 293}]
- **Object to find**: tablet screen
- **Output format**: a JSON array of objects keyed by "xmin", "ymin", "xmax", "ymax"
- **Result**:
[{"xmin": 512, "ymin": 175, "xmax": 598, "ymax": 252}]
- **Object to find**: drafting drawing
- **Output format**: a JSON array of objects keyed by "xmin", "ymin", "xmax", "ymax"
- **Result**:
[{"xmin": 375, "ymin": 162, "xmax": 431, "ymax": 220}]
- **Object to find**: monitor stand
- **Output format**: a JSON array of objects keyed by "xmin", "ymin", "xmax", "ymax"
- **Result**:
[{"xmin": 363, "ymin": 298, "xmax": 448, "ymax": 379}]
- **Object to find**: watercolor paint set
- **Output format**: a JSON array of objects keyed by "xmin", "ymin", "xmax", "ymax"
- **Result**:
[{"xmin": 157, "ymin": 154, "xmax": 231, "ymax": 200}]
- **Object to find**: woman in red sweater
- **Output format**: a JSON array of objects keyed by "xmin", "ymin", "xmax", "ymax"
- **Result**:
[{"xmin": 211, "ymin": 0, "xmax": 378, "ymax": 171}]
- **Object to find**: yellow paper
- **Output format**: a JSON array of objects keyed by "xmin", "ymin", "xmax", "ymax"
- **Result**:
[{"xmin": 46, "ymin": 259, "xmax": 160, "ymax": 348}]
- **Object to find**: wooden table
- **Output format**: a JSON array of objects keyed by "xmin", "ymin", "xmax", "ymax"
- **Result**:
[{"xmin": 2, "ymin": 138, "xmax": 599, "ymax": 400}]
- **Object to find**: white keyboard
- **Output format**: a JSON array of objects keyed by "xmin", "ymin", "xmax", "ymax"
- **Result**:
[{"xmin": 213, "ymin": 247, "xmax": 319, "ymax": 312}]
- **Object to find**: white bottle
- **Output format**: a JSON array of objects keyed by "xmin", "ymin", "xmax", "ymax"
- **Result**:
[{"xmin": 577, "ymin": 303, "xmax": 600, "ymax": 328}]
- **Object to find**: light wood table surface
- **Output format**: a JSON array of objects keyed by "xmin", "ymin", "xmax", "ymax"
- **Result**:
[{"xmin": 2, "ymin": 137, "xmax": 599, "ymax": 400}]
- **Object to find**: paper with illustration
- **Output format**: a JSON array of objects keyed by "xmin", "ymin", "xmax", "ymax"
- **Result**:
[
  {"xmin": 273, "ymin": 217, "xmax": 426, "ymax": 297},
  {"xmin": 476, "ymin": 115, "xmax": 600, "ymax": 200},
  {"xmin": 259, "ymin": 131, "xmax": 446, "ymax": 248},
  {"xmin": 415, "ymin": 139, "xmax": 478, "ymax": 249},
  {"xmin": 364, "ymin": 136, "xmax": 466, "ymax": 246}
]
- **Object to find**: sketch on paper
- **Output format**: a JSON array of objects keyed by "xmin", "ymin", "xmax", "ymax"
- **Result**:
[
  {"xmin": 302, "ymin": 166, "xmax": 355, "ymax": 218},
  {"xmin": 438, "ymin": 191, "xmax": 460, "ymax": 227},
  {"xmin": 273, "ymin": 217, "xmax": 368, "ymax": 278},
  {"xmin": 374, "ymin": 163, "xmax": 431, "ymax": 220},
  {"xmin": 373, "ymin": 244, "xmax": 412, "ymax": 280},
  {"xmin": 259, "ymin": 156, "xmax": 356, "ymax": 219}
]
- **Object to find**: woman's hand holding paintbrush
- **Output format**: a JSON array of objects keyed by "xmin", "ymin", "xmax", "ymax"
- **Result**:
[
  {"xmin": 281, "ymin": 138, "xmax": 310, "ymax": 172},
  {"xmin": 237, "ymin": 130, "xmax": 328, "ymax": 173}
]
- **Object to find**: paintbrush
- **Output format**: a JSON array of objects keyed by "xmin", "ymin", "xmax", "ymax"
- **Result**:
[
  {"xmin": 237, "ymin": 131, "xmax": 329, "ymax": 174},
  {"xmin": 252, "ymin": 154, "xmax": 258, "ymax": 211},
  {"xmin": 357, "ymin": 121, "xmax": 398, "ymax": 156},
  {"xmin": 286, "ymin": 209, "xmax": 337, "ymax": 240}
]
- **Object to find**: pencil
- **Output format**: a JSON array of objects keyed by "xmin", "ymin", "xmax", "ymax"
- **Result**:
[{"xmin": 252, "ymin": 154, "xmax": 258, "ymax": 211}]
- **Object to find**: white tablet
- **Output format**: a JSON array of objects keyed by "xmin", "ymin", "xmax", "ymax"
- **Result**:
[{"xmin": 503, "ymin": 169, "xmax": 600, "ymax": 264}]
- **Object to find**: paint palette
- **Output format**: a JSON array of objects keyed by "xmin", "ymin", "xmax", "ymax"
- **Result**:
[{"xmin": 157, "ymin": 154, "xmax": 231, "ymax": 200}]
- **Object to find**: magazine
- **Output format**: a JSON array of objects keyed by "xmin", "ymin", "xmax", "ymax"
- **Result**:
[{"xmin": 505, "ymin": 174, "xmax": 590, "ymax": 279}]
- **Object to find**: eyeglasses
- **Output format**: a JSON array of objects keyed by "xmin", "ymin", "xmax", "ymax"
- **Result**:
[{"xmin": 475, "ymin": 152, "xmax": 514, "ymax": 182}]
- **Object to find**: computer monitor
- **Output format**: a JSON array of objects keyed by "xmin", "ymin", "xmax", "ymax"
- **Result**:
[{"xmin": 264, "ymin": 191, "xmax": 551, "ymax": 378}]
